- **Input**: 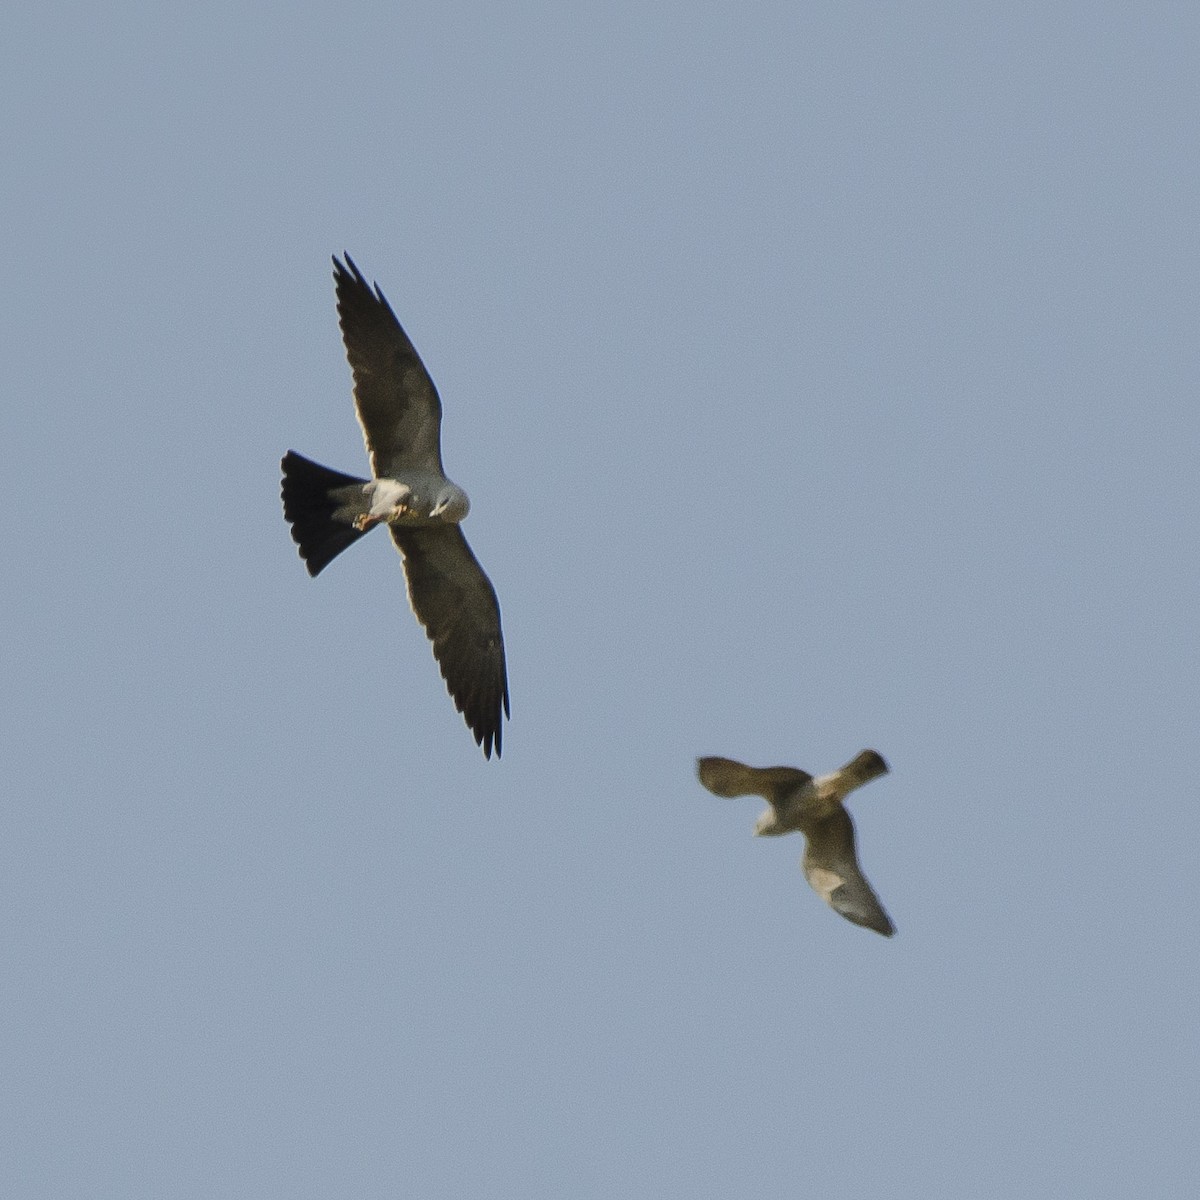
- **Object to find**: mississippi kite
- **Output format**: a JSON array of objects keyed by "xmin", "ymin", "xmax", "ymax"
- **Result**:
[
  {"xmin": 281, "ymin": 255, "xmax": 509, "ymax": 758},
  {"xmin": 696, "ymin": 750, "xmax": 895, "ymax": 936}
]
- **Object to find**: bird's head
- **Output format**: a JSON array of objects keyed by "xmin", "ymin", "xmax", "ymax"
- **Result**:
[{"xmin": 429, "ymin": 482, "xmax": 470, "ymax": 522}]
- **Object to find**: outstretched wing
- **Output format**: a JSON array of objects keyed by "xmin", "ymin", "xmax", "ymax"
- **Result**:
[
  {"xmin": 801, "ymin": 808, "xmax": 895, "ymax": 936},
  {"xmin": 333, "ymin": 255, "xmax": 445, "ymax": 479},
  {"xmin": 696, "ymin": 757, "xmax": 812, "ymax": 804},
  {"xmin": 391, "ymin": 525, "xmax": 509, "ymax": 759},
  {"xmin": 836, "ymin": 749, "xmax": 889, "ymax": 791}
]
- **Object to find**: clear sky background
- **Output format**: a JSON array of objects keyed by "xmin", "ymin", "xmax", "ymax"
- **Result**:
[{"xmin": 3, "ymin": 2, "xmax": 1198, "ymax": 1197}]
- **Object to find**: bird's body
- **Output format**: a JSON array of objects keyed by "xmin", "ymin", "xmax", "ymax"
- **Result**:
[
  {"xmin": 697, "ymin": 750, "xmax": 895, "ymax": 936},
  {"xmin": 355, "ymin": 472, "xmax": 469, "ymax": 530},
  {"xmin": 281, "ymin": 255, "xmax": 508, "ymax": 758}
]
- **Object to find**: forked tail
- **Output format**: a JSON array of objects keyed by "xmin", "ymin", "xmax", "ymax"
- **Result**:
[{"xmin": 280, "ymin": 450, "xmax": 372, "ymax": 576}]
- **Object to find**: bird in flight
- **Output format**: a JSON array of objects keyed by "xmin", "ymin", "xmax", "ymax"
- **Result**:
[
  {"xmin": 281, "ymin": 255, "xmax": 509, "ymax": 758},
  {"xmin": 696, "ymin": 750, "xmax": 895, "ymax": 935}
]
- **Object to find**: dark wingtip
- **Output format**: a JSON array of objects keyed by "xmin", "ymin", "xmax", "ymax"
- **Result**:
[
  {"xmin": 864, "ymin": 749, "xmax": 888, "ymax": 773},
  {"xmin": 836, "ymin": 895, "xmax": 896, "ymax": 937},
  {"xmin": 477, "ymin": 719, "xmax": 500, "ymax": 760},
  {"xmin": 695, "ymin": 755, "xmax": 757, "ymax": 798},
  {"xmin": 332, "ymin": 252, "xmax": 395, "ymax": 321},
  {"xmin": 477, "ymin": 661, "xmax": 509, "ymax": 760},
  {"xmin": 854, "ymin": 749, "xmax": 889, "ymax": 781},
  {"xmin": 475, "ymin": 704, "xmax": 505, "ymax": 760},
  {"xmin": 870, "ymin": 911, "xmax": 897, "ymax": 937}
]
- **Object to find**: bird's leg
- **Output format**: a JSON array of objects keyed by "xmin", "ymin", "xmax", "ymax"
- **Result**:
[
  {"xmin": 356, "ymin": 479, "xmax": 414, "ymax": 529},
  {"xmin": 353, "ymin": 502, "xmax": 417, "ymax": 530}
]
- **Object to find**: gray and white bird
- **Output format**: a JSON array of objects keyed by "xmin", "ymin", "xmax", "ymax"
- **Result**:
[
  {"xmin": 281, "ymin": 255, "xmax": 508, "ymax": 758},
  {"xmin": 696, "ymin": 750, "xmax": 895, "ymax": 936}
]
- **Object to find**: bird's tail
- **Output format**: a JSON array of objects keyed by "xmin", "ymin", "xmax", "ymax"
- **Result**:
[{"xmin": 280, "ymin": 450, "xmax": 372, "ymax": 576}]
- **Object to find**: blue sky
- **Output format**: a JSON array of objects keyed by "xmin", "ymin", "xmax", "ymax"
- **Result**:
[{"xmin": 3, "ymin": 2, "xmax": 1198, "ymax": 1196}]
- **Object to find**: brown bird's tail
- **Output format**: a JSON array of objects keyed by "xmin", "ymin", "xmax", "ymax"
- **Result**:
[{"xmin": 280, "ymin": 450, "xmax": 372, "ymax": 577}]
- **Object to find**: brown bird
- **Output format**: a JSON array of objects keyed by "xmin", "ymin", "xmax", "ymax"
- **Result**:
[
  {"xmin": 281, "ymin": 255, "xmax": 508, "ymax": 758},
  {"xmin": 696, "ymin": 750, "xmax": 895, "ymax": 936}
]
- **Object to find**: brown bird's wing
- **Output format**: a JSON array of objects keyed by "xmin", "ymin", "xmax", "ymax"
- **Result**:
[
  {"xmin": 696, "ymin": 757, "xmax": 812, "ymax": 805},
  {"xmin": 333, "ymin": 255, "xmax": 445, "ymax": 479},
  {"xmin": 837, "ymin": 749, "xmax": 889, "ymax": 790},
  {"xmin": 391, "ymin": 525, "xmax": 508, "ymax": 759},
  {"xmin": 800, "ymin": 807, "xmax": 895, "ymax": 936}
]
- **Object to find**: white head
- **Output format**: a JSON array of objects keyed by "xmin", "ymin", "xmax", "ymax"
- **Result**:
[{"xmin": 429, "ymin": 482, "xmax": 470, "ymax": 522}]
